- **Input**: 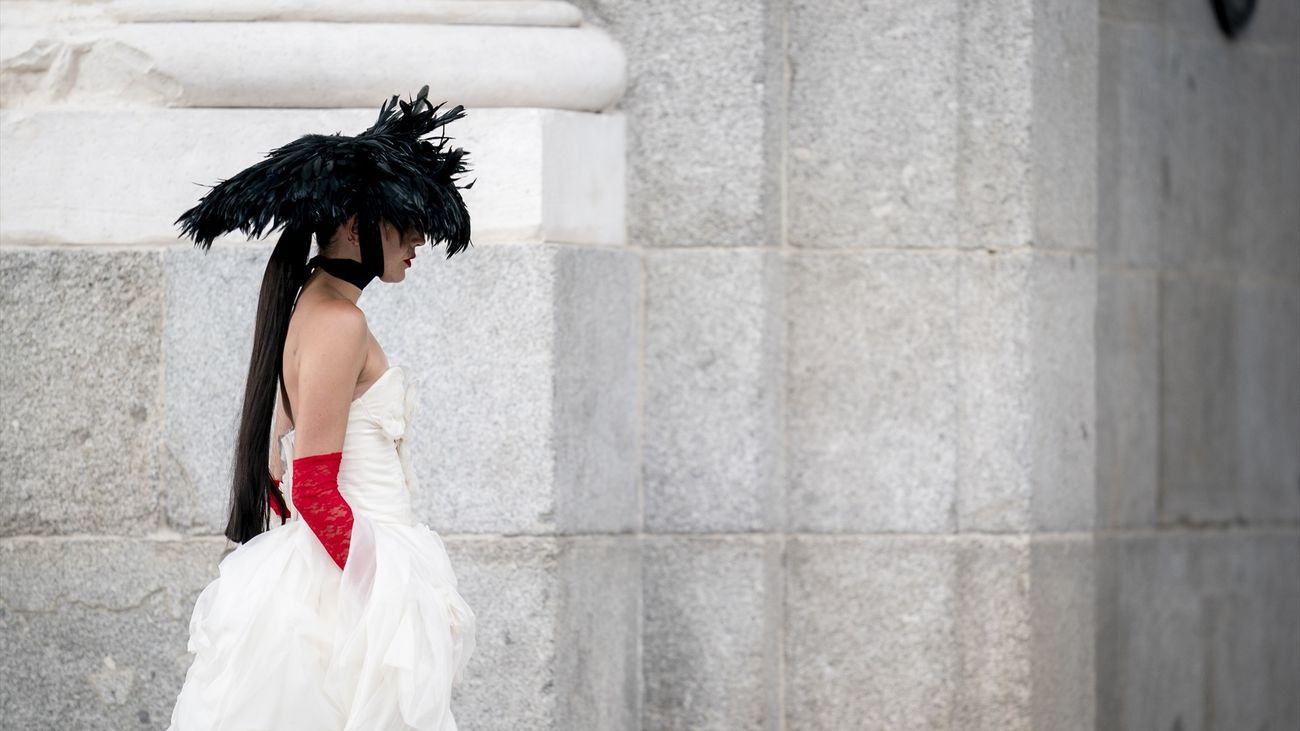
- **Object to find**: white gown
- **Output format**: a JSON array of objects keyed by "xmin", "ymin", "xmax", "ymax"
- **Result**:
[{"xmin": 168, "ymin": 365, "xmax": 476, "ymax": 731}]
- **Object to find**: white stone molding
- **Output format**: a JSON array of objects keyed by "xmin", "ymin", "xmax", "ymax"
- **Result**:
[
  {"xmin": 0, "ymin": 2, "xmax": 625, "ymax": 110},
  {"xmin": 0, "ymin": 107, "xmax": 625, "ymax": 246},
  {"xmin": 106, "ymin": 0, "xmax": 585, "ymax": 27}
]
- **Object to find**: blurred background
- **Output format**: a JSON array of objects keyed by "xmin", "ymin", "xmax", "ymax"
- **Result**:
[{"xmin": 1, "ymin": 0, "xmax": 1296, "ymax": 729}]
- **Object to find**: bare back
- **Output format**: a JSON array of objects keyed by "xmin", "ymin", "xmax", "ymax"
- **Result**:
[{"xmin": 271, "ymin": 276, "xmax": 388, "ymax": 474}]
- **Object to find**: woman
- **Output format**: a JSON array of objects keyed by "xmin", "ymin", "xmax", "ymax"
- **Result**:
[{"xmin": 167, "ymin": 87, "xmax": 477, "ymax": 730}]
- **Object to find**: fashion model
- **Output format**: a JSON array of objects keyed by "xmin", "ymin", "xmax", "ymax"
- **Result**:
[{"xmin": 167, "ymin": 86, "xmax": 477, "ymax": 730}]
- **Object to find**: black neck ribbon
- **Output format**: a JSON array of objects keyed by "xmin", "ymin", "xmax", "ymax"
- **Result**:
[{"xmin": 306, "ymin": 254, "xmax": 376, "ymax": 291}]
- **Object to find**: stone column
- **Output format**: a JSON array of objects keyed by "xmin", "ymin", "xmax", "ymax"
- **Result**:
[
  {"xmin": 1096, "ymin": 1, "xmax": 1300, "ymax": 728},
  {"xmin": 779, "ymin": 1, "xmax": 1098, "ymax": 727},
  {"xmin": 0, "ymin": 2, "xmax": 638, "ymax": 728},
  {"xmin": 777, "ymin": 1, "xmax": 1099, "ymax": 727},
  {"xmin": 576, "ymin": 0, "xmax": 1098, "ymax": 728}
]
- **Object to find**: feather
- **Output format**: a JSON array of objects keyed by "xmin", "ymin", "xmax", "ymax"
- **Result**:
[{"xmin": 175, "ymin": 86, "xmax": 474, "ymax": 259}]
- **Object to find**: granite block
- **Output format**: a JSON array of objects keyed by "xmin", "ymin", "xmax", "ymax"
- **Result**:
[
  {"xmin": 1096, "ymin": 531, "xmax": 1300, "ymax": 730},
  {"xmin": 786, "ymin": 251, "xmax": 959, "ymax": 532},
  {"xmin": 1097, "ymin": 19, "xmax": 1165, "ymax": 268},
  {"xmin": 0, "ymin": 248, "xmax": 164, "ymax": 537},
  {"xmin": 642, "ymin": 535, "xmax": 780, "ymax": 731},
  {"xmin": 785, "ymin": 536, "xmax": 959, "ymax": 730},
  {"xmin": 1030, "ymin": 0, "xmax": 1098, "ymax": 251},
  {"xmin": 1029, "ymin": 535, "xmax": 1096, "ymax": 730},
  {"xmin": 644, "ymin": 249, "xmax": 783, "ymax": 532},
  {"xmin": 788, "ymin": 0, "xmax": 961, "ymax": 249},
  {"xmin": 1096, "ymin": 269, "xmax": 1160, "ymax": 528},
  {"xmin": 1234, "ymin": 283, "xmax": 1300, "ymax": 523},
  {"xmin": 571, "ymin": 0, "xmax": 780, "ymax": 247},
  {"xmin": 1028, "ymin": 252, "xmax": 1097, "ymax": 531},
  {"xmin": 364, "ymin": 244, "xmax": 574, "ymax": 535},
  {"xmin": 0, "ymin": 536, "xmax": 224, "ymax": 729},
  {"xmin": 556, "ymin": 536, "xmax": 641, "ymax": 730},
  {"xmin": 958, "ymin": 250, "xmax": 1033, "ymax": 531},
  {"xmin": 1158, "ymin": 274, "xmax": 1238, "ymax": 524},
  {"xmin": 552, "ymin": 246, "xmax": 641, "ymax": 534}
]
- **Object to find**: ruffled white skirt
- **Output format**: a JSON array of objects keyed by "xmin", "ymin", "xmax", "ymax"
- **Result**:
[{"xmin": 168, "ymin": 514, "xmax": 475, "ymax": 731}]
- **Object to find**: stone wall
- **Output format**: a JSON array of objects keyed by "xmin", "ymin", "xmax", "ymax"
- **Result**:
[
  {"xmin": 576, "ymin": 0, "xmax": 1099, "ymax": 728},
  {"xmin": 1096, "ymin": 0, "xmax": 1300, "ymax": 728},
  {"xmin": 3, "ymin": 0, "xmax": 1297, "ymax": 729},
  {"xmin": 1, "ymin": 3, "xmax": 639, "ymax": 729}
]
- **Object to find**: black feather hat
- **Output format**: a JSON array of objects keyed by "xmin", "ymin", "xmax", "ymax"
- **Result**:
[{"xmin": 175, "ymin": 84, "xmax": 475, "ymax": 287}]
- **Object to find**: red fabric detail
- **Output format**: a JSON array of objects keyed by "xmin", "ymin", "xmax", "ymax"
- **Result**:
[
  {"xmin": 291, "ymin": 451, "xmax": 353, "ymax": 570},
  {"xmin": 268, "ymin": 476, "xmax": 289, "ymax": 521}
]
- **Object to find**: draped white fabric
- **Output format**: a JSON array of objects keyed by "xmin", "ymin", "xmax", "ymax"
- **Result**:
[{"xmin": 169, "ymin": 366, "xmax": 476, "ymax": 731}]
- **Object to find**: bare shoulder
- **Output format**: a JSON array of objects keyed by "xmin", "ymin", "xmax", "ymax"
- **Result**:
[{"xmin": 298, "ymin": 299, "xmax": 368, "ymax": 358}]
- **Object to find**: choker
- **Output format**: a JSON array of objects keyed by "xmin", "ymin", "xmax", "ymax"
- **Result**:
[{"xmin": 306, "ymin": 255, "xmax": 375, "ymax": 291}]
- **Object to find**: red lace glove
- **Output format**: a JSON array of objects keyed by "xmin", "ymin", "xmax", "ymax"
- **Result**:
[{"xmin": 291, "ymin": 451, "xmax": 353, "ymax": 570}]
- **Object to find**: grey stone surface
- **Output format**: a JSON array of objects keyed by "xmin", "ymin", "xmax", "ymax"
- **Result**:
[
  {"xmin": 788, "ymin": 0, "xmax": 961, "ymax": 249},
  {"xmin": 554, "ymin": 536, "xmax": 641, "ymax": 731},
  {"xmin": 1099, "ymin": 0, "xmax": 1162, "ymax": 24},
  {"xmin": 443, "ymin": 536, "xmax": 561, "ymax": 730},
  {"xmin": 786, "ymin": 251, "xmax": 959, "ymax": 533},
  {"xmin": 162, "ymin": 243, "xmax": 269, "ymax": 535},
  {"xmin": 0, "ymin": 248, "xmax": 165, "ymax": 537},
  {"xmin": 788, "ymin": 535, "xmax": 1095, "ymax": 730},
  {"xmin": 552, "ymin": 246, "xmax": 641, "ymax": 535},
  {"xmin": 449, "ymin": 535, "xmax": 640, "ymax": 731},
  {"xmin": 785, "ymin": 536, "xmax": 959, "ymax": 730},
  {"xmin": 952, "ymin": 535, "xmax": 1033, "ymax": 730},
  {"xmin": 957, "ymin": 250, "xmax": 1097, "ymax": 532},
  {"xmin": 958, "ymin": 250, "xmax": 1033, "ymax": 531},
  {"xmin": 1161, "ymin": 36, "xmax": 1300, "ymax": 280},
  {"xmin": 1028, "ymin": 252, "xmax": 1096, "ymax": 531},
  {"xmin": 1029, "ymin": 535, "xmax": 1095, "ymax": 730},
  {"xmin": 1159, "ymin": 274, "xmax": 1239, "ymax": 524},
  {"xmin": 1096, "ymin": 269, "xmax": 1160, "ymax": 528},
  {"xmin": 642, "ymin": 536, "xmax": 780, "ymax": 731},
  {"xmin": 788, "ymin": 0, "xmax": 1097, "ymax": 252},
  {"xmin": 338, "ymin": 244, "xmax": 556, "ymax": 534},
  {"xmin": 0, "ymin": 536, "xmax": 225, "ymax": 730},
  {"xmin": 1030, "ymin": 0, "xmax": 1097, "ymax": 251},
  {"xmin": 1103, "ymin": 0, "xmax": 1300, "ymax": 47},
  {"xmin": 1095, "ymin": 531, "xmax": 1207, "ymax": 731},
  {"xmin": 1158, "ymin": 36, "xmax": 1244, "ymax": 275},
  {"xmin": 571, "ymin": 0, "xmax": 782, "ymax": 248},
  {"xmin": 1163, "ymin": 0, "xmax": 1300, "ymax": 48},
  {"xmin": 1097, "ymin": 19, "xmax": 1164, "ymax": 268},
  {"xmin": 956, "ymin": 0, "xmax": 1034, "ymax": 251},
  {"xmin": 1234, "ymin": 282, "xmax": 1300, "ymax": 523},
  {"xmin": 1233, "ymin": 44, "xmax": 1300, "ymax": 282},
  {"xmin": 1195, "ymin": 532, "xmax": 1300, "ymax": 729},
  {"xmin": 1096, "ymin": 530, "xmax": 1300, "ymax": 731},
  {"xmin": 644, "ymin": 249, "xmax": 784, "ymax": 532}
]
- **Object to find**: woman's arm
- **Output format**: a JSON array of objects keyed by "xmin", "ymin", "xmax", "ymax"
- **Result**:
[
  {"xmin": 291, "ymin": 301, "xmax": 369, "ymax": 460},
  {"xmin": 289, "ymin": 301, "xmax": 369, "ymax": 567}
]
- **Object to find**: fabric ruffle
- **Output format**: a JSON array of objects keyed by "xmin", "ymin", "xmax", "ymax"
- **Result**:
[
  {"xmin": 170, "ymin": 365, "xmax": 475, "ymax": 730},
  {"xmin": 168, "ymin": 517, "xmax": 475, "ymax": 731}
]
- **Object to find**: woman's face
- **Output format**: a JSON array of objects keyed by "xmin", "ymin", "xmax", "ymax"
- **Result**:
[
  {"xmin": 335, "ymin": 214, "xmax": 426, "ymax": 283},
  {"xmin": 378, "ymin": 220, "xmax": 426, "ymax": 283}
]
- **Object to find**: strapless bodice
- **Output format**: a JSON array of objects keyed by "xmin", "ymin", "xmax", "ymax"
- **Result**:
[{"xmin": 278, "ymin": 365, "xmax": 419, "ymax": 525}]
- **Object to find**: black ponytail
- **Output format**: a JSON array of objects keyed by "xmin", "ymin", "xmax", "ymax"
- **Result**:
[{"xmin": 225, "ymin": 226, "xmax": 311, "ymax": 543}]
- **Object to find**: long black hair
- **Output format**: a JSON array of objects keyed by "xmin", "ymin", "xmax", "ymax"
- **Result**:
[
  {"xmin": 172, "ymin": 86, "xmax": 476, "ymax": 542},
  {"xmin": 225, "ymin": 225, "xmax": 311, "ymax": 543}
]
